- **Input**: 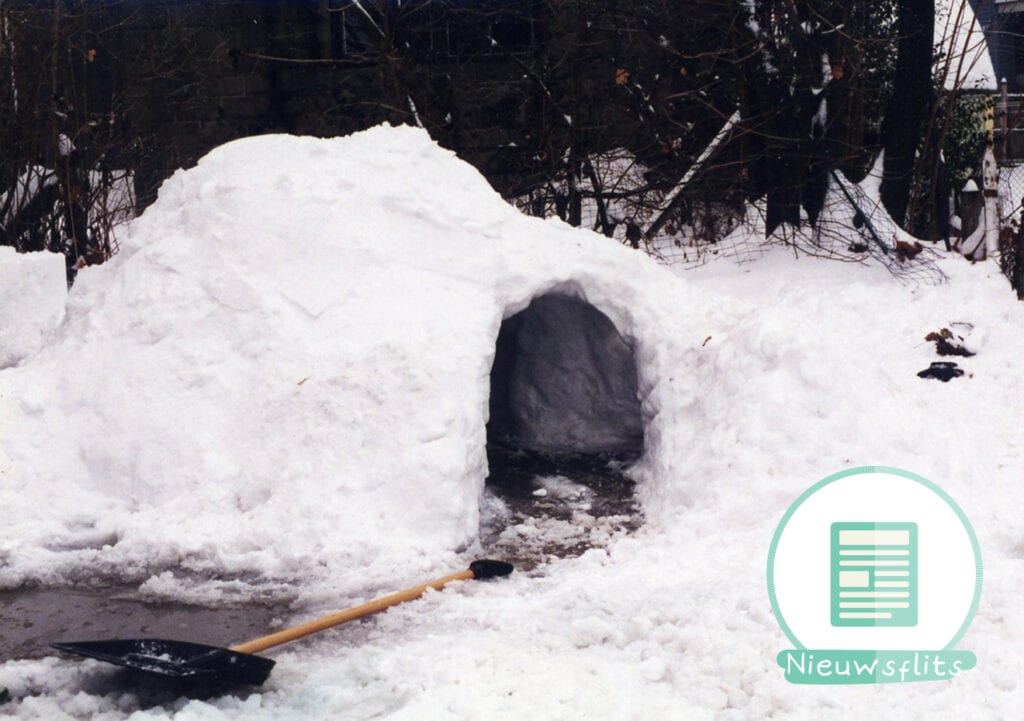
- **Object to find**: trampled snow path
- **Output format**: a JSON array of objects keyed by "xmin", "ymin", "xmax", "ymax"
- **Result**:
[{"xmin": 1, "ymin": 128, "xmax": 1023, "ymax": 719}]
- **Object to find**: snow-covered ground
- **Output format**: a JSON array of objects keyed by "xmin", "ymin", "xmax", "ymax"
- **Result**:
[{"xmin": 1, "ymin": 127, "xmax": 1023, "ymax": 719}]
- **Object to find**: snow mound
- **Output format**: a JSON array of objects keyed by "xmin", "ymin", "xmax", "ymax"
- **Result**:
[{"xmin": 0, "ymin": 126, "xmax": 721, "ymax": 595}]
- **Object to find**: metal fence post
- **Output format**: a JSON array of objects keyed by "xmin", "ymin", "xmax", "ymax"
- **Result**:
[{"xmin": 999, "ymin": 78, "xmax": 1009, "ymax": 163}]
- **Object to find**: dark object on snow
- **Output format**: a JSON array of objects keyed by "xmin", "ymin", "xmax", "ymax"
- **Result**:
[
  {"xmin": 924, "ymin": 329, "xmax": 975, "ymax": 357},
  {"xmin": 0, "ymin": 687, "xmax": 9, "ymax": 705},
  {"xmin": 932, "ymin": 336, "xmax": 975, "ymax": 357},
  {"xmin": 895, "ymin": 240, "xmax": 924, "ymax": 262},
  {"xmin": 50, "ymin": 639, "xmax": 275, "ymax": 686},
  {"xmin": 917, "ymin": 361, "xmax": 964, "ymax": 382},
  {"xmin": 848, "ymin": 242, "xmax": 869, "ymax": 254},
  {"xmin": 52, "ymin": 560, "xmax": 514, "ymax": 688}
]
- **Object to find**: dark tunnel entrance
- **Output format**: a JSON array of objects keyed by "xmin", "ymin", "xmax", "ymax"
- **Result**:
[
  {"xmin": 482, "ymin": 293, "xmax": 645, "ymax": 566},
  {"xmin": 487, "ymin": 293, "xmax": 644, "ymax": 456}
]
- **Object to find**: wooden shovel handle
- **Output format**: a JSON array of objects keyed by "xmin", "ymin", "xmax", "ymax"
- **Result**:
[{"xmin": 229, "ymin": 569, "xmax": 474, "ymax": 655}]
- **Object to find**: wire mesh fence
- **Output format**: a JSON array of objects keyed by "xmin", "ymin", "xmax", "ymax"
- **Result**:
[
  {"xmin": 997, "ymin": 163, "xmax": 1024, "ymax": 297},
  {"xmin": 510, "ymin": 147, "xmax": 950, "ymax": 286}
]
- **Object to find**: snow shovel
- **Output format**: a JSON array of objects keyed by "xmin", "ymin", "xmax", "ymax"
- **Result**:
[{"xmin": 51, "ymin": 559, "xmax": 513, "ymax": 687}]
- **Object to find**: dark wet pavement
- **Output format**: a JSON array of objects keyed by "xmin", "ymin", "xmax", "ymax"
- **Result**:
[
  {"xmin": 2, "ymin": 446, "xmax": 643, "ymax": 665},
  {"xmin": 481, "ymin": 445, "xmax": 643, "ymax": 570},
  {"xmin": 0, "ymin": 585, "xmax": 291, "ymax": 663}
]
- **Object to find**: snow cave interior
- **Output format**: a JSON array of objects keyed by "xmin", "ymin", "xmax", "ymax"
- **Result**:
[
  {"xmin": 486, "ymin": 293, "xmax": 643, "ymax": 457},
  {"xmin": 483, "ymin": 293, "xmax": 645, "ymax": 554}
]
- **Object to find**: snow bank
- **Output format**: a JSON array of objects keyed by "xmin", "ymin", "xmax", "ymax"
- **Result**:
[
  {"xmin": 0, "ymin": 126, "xmax": 716, "ymax": 596},
  {"xmin": 0, "ymin": 248, "xmax": 66, "ymax": 369}
]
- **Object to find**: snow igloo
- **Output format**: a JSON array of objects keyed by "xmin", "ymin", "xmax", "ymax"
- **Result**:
[{"xmin": 0, "ymin": 126, "xmax": 706, "ymax": 590}]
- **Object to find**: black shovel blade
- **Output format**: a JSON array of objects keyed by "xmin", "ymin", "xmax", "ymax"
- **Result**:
[{"xmin": 51, "ymin": 639, "xmax": 275, "ymax": 686}]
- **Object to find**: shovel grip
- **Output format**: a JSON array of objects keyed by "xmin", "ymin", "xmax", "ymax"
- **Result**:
[{"xmin": 229, "ymin": 569, "xmax": 474, "ymax": 655}]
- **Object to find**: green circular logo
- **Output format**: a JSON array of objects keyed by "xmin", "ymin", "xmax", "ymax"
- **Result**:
[{"xmin": 767, "ymin": 466, "xmax": 982, "ymax": 651}]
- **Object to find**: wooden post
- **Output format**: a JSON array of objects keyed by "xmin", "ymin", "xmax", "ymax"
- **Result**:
[{"xmin": 983, "ymin": 146, "xmax": 1000, "ymax": 260}]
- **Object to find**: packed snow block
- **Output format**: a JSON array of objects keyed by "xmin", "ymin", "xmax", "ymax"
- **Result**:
[
  {"xmin": 489, "ymin": 294, "xmax": 643, "ymax": 456},
  {"xmin": 0, "ymin": 248, "xmax": 66, "ymax": 369}
]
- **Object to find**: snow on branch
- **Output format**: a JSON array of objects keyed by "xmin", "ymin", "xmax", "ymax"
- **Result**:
[{"xmin": 645, "ymin": 110, "xmax": 740, "ymax": 240}]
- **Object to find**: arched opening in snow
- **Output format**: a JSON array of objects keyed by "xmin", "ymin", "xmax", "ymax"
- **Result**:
[
  {"xmin": 482, "ymin": 293, "xmax": 644, "ymax": 565},
  {"xmin": 487, "ymin": 293, "xmax": 643, "ymax": 455}
]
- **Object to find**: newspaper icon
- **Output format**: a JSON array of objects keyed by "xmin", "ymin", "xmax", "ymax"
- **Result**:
[{"xmin": 830, "ymin": 522, "xmax": 918, "ymax": 627}]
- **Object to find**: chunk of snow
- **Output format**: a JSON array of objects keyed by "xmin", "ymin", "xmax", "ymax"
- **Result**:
[
  {"xmin": 0, "ymin": 248, "xmax": 66, "ymax": 368},
  {"xmin": 811, "ymin": 97, "xmax": 827, "ymax": 138}
]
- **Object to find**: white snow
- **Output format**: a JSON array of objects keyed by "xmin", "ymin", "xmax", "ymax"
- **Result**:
[
  {"xmin": 57, "ymin": 133, "xmax": 75, "ymax": 157},
  {"xmin": 0, "ymin": 247, "xmax": 67, "ymax": 369},
  {"xmin": 936, "ymin": 0, "xmax": 995, "ymax": 90},
  {"xmin": 349, "ymin": 0, "xmax": 384, "ymax": 39},
  {"xmin": 1, "ymin": 126, "xmax": 1023, "ymax": 719},
  {"xmin": 0, "ymin": 126, "xmax": 703, "ymax": 594}
]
